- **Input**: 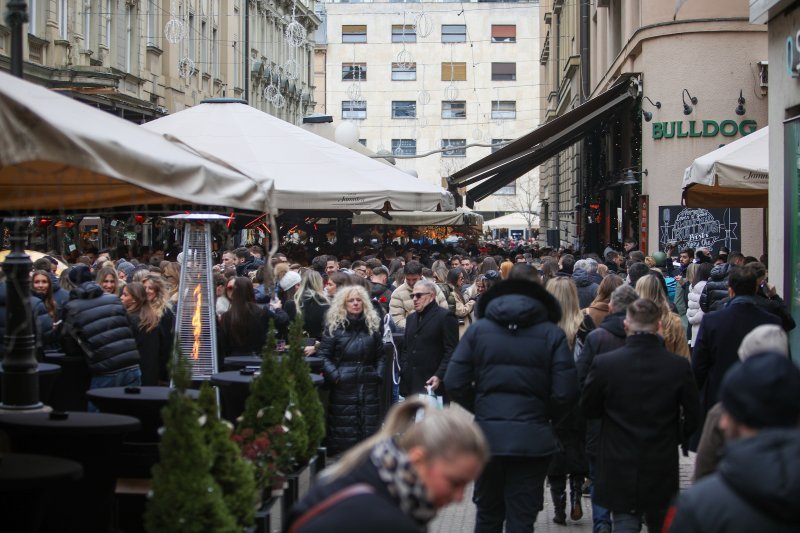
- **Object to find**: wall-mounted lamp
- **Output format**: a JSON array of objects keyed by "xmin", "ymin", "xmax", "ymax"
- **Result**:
[
  {"xmin": 682, "ymin": 89, "xmax": 698, "ymax": 115},
  {"xmin": 735, "ymin": 89, "xmax": 746, "ymax": 116},
  {"xmin": 642, "ymin": 96, "xmax": 661, "ymax": 122},
  {"xmin": 619, "ymin": 168, "xmax": 648, "ymax": 186}
]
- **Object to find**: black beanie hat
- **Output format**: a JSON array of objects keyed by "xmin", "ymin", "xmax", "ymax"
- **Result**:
[
  {"xmin": 68, "ymin": 265, "xmax": 93, "ymax": 285},
  {"xmin": 721, "ymin": 352, "xmax": 800, "ymax": 429}
]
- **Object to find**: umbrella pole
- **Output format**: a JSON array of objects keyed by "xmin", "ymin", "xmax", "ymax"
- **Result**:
[
  {"xmin": 5, "ymin": 0, "xmax": 28, "ymax": 78},
  {"xmin": 1, "ymin": 218, "xmax": 43, "ymax": 410}
]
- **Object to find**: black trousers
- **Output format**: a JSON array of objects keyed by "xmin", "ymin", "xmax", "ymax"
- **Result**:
[{"xmin": 473, "ymin": 455, "xmax": 551, "ymax": 533}]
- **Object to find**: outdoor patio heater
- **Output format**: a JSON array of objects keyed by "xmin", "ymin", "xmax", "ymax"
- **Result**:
[{"xmin": 168, "ymin": 214, "xmax": 227, "ymax": 381}]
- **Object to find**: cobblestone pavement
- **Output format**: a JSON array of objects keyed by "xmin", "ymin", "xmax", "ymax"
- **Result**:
[{"xmin": 430, "ymin": 453, "xmax": 697, "ymax": 532}]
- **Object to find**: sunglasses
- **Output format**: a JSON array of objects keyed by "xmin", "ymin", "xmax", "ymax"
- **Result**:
[{"xmin": 411, "ymin": 292, "xmax": 433, "ymax": 299}]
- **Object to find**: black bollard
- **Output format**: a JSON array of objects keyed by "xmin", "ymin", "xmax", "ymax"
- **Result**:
[
  {"xmin": 1, "ymin": 218, "xmax": 42, "ymax": 410},
  {"xmin": 4, "ymin": 0, "xmax": 28, "ymax": 79}
]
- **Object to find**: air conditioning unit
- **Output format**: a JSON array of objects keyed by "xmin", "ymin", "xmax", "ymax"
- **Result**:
[{"xmin": 757, "ymin": 61, "xmax": 768, "ymax": 89}]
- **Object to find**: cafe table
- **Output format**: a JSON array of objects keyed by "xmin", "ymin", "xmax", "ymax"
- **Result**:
[
  {"xmin": 0, "ymin": 362, "xmax": 61, "ymax": 406},
  {"xmin": 223, "ymin": 354, "xmax": 324, "ymax": 373},
  {"xmin": 0, "ymin": 411, "xmax": 140, "ymax": 532},
  {"xmin": 210, "ymin": 370, "xmax": 324, "ymax": 423},
  {"xmin": 0, "ymin": 452, "xmax": 84, "ymax": 532}
]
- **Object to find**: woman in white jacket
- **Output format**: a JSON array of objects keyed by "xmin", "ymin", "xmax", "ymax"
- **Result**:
[{"xmin": 686, "ymin": 262, "xmax": 714, "ymax": 347}]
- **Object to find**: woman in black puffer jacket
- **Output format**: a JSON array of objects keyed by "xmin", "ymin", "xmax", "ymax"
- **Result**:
[{"xmin": 318, "ymin": 284, "xmax": 384, "ymax": 456}]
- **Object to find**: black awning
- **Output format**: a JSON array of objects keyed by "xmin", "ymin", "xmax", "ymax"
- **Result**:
[{"xmin": 449, "ymin": 74, "xmax": 639, "ymax": 207}]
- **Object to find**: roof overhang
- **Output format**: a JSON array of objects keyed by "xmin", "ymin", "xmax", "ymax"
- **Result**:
[{"xmin": 448, "ymin": 74, "xmax": 639, "ymax": 207}]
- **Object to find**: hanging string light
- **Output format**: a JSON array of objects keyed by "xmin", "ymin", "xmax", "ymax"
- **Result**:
[
  {"xmin": 285, "ymin": 0, "xmax": 306, "ymax": 48},
  {"xmin": 417, "ymin": 63, "xmax": 431, "ymax": 105},
  {"xmin": 414, "ymin": 9, "xmax": 433, "ymax": 38},
  {"xmin": 164, "ymin": 0, "xmax": 185, "ymax": 44},
  {"xmin": 346, "ymin": 44, "xmax": 364, "ymax": 104},
  {"xmin": 272, "ymin": 92, "xmax": 286, "ymax": 109},
  {"xmin": 444, "ymin": 44, "xmax": 459, "ymax": 102},
  {"xmin": 395, "ymin": 12, "xmax": 414, "ymax": 70},
  {"xmin": 177, "ymin": 3, "xmax": 193, "ymax": 79},
  {"xmin": 284, "ymin": 58, "xmax": 299, "ymax": 81}
]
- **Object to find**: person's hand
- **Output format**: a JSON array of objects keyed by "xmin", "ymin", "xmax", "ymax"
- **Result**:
[
  {"xmin": 426, "ymin": 376, "xmax": 441, "ymax": 391},
  {"xmin": 304, "ymin": 345, "xmax": 316, "ymax": 356},
  {"xmin": 674, "ymin": 275, "xmax": 683, "ymax": 284},
  {"xmin": 270, "ymin": 299, "xmax": 282, "ymax": 310},
  {"xmin": 765, "ymin": 283, "xmax": 777, "ymax": 298}
]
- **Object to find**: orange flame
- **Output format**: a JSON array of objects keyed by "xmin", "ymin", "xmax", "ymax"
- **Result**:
[{"xmin": 191, "ymin": 283, "xmax": 203, "ymax": 360}]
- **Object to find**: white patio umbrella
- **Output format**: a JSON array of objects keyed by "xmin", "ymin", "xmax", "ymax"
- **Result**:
[
  {"xmin": 0, "ymin": 71, "xmax": 272, "ymax": 212},
  {"xmin": 682, "ymin": 126, "xmax": 768, "ymax": 208},
  {"xmin": 484, "ymin": 212, "xmax": 540, "ymax": 231},
  {"xmin": 143, "ymin": 99, "xmax": 454, "ymax": 212}
]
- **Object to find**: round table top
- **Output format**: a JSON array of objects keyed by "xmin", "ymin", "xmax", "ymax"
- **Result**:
[
  {"xmin": 86, "ymin": 386, "xmax": 200, "ymax": 403},
  {"xmin": 224, "ymin": 355, "xmax": 323, "ymax": 368},
  {"xmin": 0, "ymin": 411, "xmax": 141, "ymax": 434},
  {"xmin": 0, "ymin": 362, "xmax": 61, "ymax": 374},
  {"xmin": 211, "ymin": 371, "xmax": 324, "ymax": 387},
  {"xmin": 0, "ymin": 453, "xmax": 83, "ymax": 489}
]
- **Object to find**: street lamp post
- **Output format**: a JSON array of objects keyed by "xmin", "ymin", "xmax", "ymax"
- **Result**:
[
  {"xmin": 5, "ymin": 0, "xmax": 28, "ymax": 78},
  {"xmin": 1, "ymin": 218, "xmax": 42, "ymax": 410}
]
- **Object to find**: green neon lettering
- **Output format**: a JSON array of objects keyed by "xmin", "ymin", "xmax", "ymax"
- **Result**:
[
  {"xmin": 702, "ymin": 120, "xmax": 719, "ymax": 137},
  {"xmin": 739, "ymin": 120, "xmax": 757, "ymax": 135},
  {"xmin": 689, "ymin": 121, "xmax": 702, "ymax": 137},
  {"xmin": 652, "ymin": 122, "xmax": 663, "ymax": 140},
  {"xmin": 677, "ymin": 121, "xmax": 689, "ymax": 138},
  {"xmin": 664, "ymin": 121, "xmax": 676, "ymax": 139},
  {"xmin": 720, "ymin": 120, "xmax": 738, "ymax": 137}
]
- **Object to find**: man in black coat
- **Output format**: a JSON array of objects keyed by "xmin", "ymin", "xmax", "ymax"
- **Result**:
[
  {"xmin": 581, "ymin": 298, "xmax": 699, "ymax": 533},
  {"xmin": 691, "ymin": 265, "xmax": 780, "ymax": 446},
  {"xmin": 400, "ymin": 280, "xmax": 458, "ymax": 399},
  {"xmin": 666, "ymin": 353, "xmax": 800, "ymax": 533},
  {"xmin": 445, "ymin": 278, "xmax": 578, "ymax": 532},
  {"xmin": 60, "ymin": 265, "xmax": 141, "ymax": 392}
]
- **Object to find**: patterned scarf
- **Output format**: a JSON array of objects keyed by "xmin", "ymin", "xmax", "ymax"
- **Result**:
[{"xmin": 369, "ymin": 438, "xmax": 436, "ymax": 528}]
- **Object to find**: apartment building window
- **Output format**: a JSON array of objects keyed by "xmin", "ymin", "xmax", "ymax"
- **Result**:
[
  {"xmin": 343, "ymin": 100, "xmax": 367, "ymax": 119},
  {"xmin": 58, "ymin": 0, "xmax": 68, "ymax": 40},
  {"xmin": 201, "ymin": 20, "xmax": 208, "ymax": 73},
  {"xmin": 212, "ymin": 28, "xmax": 219, "ymax": 79},
  {"xmin": 442, "ymin": 139, "xmax": 466, "ymax": 157},
  {"xmin": 442, "ymin": 101, "xmax": 466, "ymax": 119},
  {"xmin": 391, "ymin": 62, "xmax": 416, "ymax": 80},
  {"xmin": 491, "ymin": 25, "xmax": 516, "ymax": 43},
  {"xmin": 342, "ymin": 25, "xmax": 367, "ymax": 43},
  {"xmin": 491, "ymin": 62, "xmax": 516, "ymax": 81},
  {"xmin": 125, "ymin": 4, "xmax": 134, "ymax": 72},
  {"xmin": 188, "ymin": 14, "xmax": 195, "ymax": 60},
  {"xmin": 358, "ymin": 139, "xmax": 367, "ymax": 146},
  {"xmin": 146, "ymin": 0, "xmax": 158, "ymax": 47},
  {"xmin": 105, "ymin": 0, "xmax": 112, "ymax": 48},
  {"xmin": 391, "ymin": 24, "xmax": 416, "ymax": 43},
  {"xmin": 28, "ymin": 0, "xmax": 37, "ymax": 35},
  {"xmin": 84, "ymin": 0, "xmax": 92, "ymax": 49},
  {"xmin": 342, "ymin": 63, "xmax": 367, "ymax": 81},
  {"xmin": 391, "ymin": 139, "xmax": 416, "ymax": 156},
  {"xmin": 441, "ymin": 61, "xmax": 467, "ymax": 81},
  {"xmin": 392, "ymin": 101, "xmax": 416, "ymax": 119},
  {"xmin": 491, "ymin": 100, "xmax": 516, "ymax": 119},
  {"xmin": 233, "ymin": 5, "xmax": 239, "ymax": 87},
  {"xmin": 492, "ymin": 140, "xmax": 516, "ymax": 194},
  {"xmin": 441, "ymin": 24, "xmax": 466, "ymax": 43}
]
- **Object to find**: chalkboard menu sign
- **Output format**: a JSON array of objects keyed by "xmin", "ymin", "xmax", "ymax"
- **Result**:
[{"xmin": 657, "ymin": 206, "xmax": 740, "ymax": 255}]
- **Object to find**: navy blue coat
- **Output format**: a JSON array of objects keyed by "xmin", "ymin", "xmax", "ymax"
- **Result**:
[
  {"xmin": 445, "ymin": 279, "xmax": 578, "ymax": 458},
  {"xmin": 692, "ymin": 298, "xmax": 780, "ymax": 417},
  {"xmin": 60, "ymin": 282, "xmax": 140, "ymax": 374}
]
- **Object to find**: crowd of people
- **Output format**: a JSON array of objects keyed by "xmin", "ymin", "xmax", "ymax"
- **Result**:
[{"xmin": 0, "ymin": 236, "xmax": 798, "ymax": 532}]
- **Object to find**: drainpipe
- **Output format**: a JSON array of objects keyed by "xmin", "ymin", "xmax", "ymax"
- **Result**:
[
  {"xmin": 244, "ymin": 0, "xmax": 250, "ymax": 103},
  {"xmin": 580, "ymin": 0, "xmax": 590, "ymax": 103}
]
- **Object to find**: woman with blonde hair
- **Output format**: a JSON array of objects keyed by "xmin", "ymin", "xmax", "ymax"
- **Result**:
[
  {"xmin": 95, "ymin": 266, "xmax": 121, "ymax": 295},
  {"xmin": 288, "ymin": 399, "xmax": 489, "ymax": 532},
  {"xmin": 318, "ymin": 284, "xmax": 384, "ymax": 455},
  {"xmin": 544, "ymin": 276, "xmax": 593, "ymax": 524},
  {"xmin": 294, "ymin": 269, "xmax": 330, "ymax": 343},
  {"xmin": 121, "ymin": 282, "xmax": 166, "ymax": 385},
  {"xmin": 161, "ymin": 262, "xmax": 181, "ymax": 306},
  {"xmin": 584, "ymin": 274, "xmax": 624, "ymax": 328},
  {"xmin": 635, "ymin": 274, "xmax": 690, "ymax": 358}
]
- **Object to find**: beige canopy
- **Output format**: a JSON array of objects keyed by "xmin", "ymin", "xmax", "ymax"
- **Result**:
[
  {"xmin": 682, "ymin": 126, "xmax": 768, "ymax": 208},
  {"xmin": 0, "ymin": 71, "xmax": 272, "ymax": 212},
  {"xmin": 351, "ymin": 210, "xmax": 483, "ymax": 226},
  {"xmin": 484, "ymin": 212, "xmax": 540, "ymax": 231}
]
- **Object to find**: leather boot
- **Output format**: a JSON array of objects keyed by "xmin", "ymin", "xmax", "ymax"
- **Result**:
[
  {"xmin": 569, "ymin": 476, "xmax": 584, "ymax": 521},
  {"xmin": 551, "ymin": 487, "xmax": 567, "ymax": 525}
]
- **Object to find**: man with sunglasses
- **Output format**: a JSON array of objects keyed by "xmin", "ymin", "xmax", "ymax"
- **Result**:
[
  {"xmin": 388, "ymin": 260, "xmax": 448, "ymax": 329},
  {"xmin": 399, "ymin": 280, "xmax": 458, "ymax": 400}
]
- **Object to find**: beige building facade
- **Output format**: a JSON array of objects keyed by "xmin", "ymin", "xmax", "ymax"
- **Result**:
[
  {"xmin": 0, "ymin": 0, "xmax": 319, "ymax": 122},
  {"xmin": 320, "ymin": 0, "xmax": 541, "ymax": 220},
  {"xmin": 538, "ymin": 0, "xmax": 767, "ymax": 256}
]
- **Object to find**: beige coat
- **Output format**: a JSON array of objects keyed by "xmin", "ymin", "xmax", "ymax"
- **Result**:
[{"xmin": 389, "ymin": 280, "xmax": 448, "ymax": 329}]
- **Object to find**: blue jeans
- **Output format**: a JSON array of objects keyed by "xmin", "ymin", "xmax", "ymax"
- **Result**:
[
  {"xmin": 612, "ymin": 508, "xmax": 667, "ymax": 533},
  {"xmin": 88, "ymin": 367, "xmax": 142, "ymax": 411},
  {"xmin": 588, "ymin": 460, "xmax": 611, "ymax": 532}
]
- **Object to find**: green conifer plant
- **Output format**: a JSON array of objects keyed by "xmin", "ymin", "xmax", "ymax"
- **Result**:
[
  {"xmin": 285, "ymin": 315, "xmax": 325, "ymax": 463},
  {"xmin": 197, "ymin": 383, "xmax": 258, "ymax": 529},
  {"xmin": 145, "ymin": 352, "xmax": 237, "ymax": 533}
]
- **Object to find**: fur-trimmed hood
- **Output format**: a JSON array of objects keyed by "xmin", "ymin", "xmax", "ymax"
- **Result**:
[{"xmin": 476, "ymin": 279, "xmax": 562, "ymax": 327}]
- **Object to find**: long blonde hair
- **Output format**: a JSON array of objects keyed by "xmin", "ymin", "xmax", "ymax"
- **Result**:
[
  {"xmin": 322, "ymin": 398, "xmax": 489, "ymax": 482},
  {"xmin": 546, "ymin": 276, "xmax": 584, "ymax": 349},
  {"xmin": 294, "ymin": 269, "xmax": 329, "ymax": 310},
  {"xmin": 144, "ymin": 274, "xmax": 170, "ymax": 319},
  {"xmin": 324, "ymin": 285, "xmax": 380, "ymax": 335},
  {"xmin": 635, "ymin": 274, "xmax": 671, "ymax": 321}
]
